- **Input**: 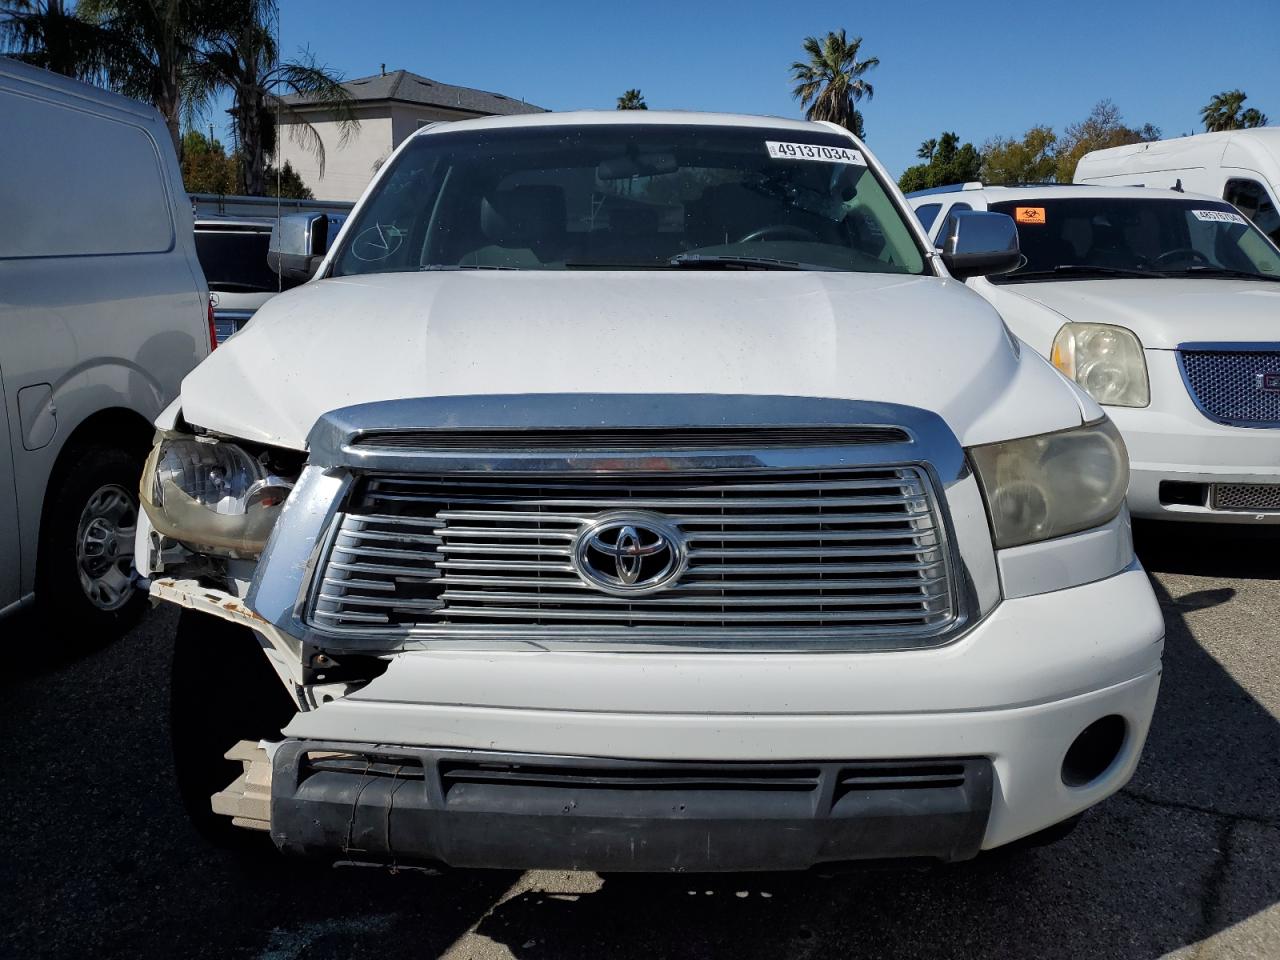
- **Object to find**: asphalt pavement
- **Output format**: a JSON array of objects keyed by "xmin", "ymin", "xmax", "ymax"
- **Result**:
[{"xmin": 1, "ymin": 521, "xmax": 1276, "ymax": 960}]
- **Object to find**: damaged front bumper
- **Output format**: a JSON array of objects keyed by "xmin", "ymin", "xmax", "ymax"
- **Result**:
[{"xmin": 143, "ymin": 395, "xmax": 1162, "ymax": 871}]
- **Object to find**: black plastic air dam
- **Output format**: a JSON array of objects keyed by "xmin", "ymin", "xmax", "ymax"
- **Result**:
[{"xmin": 269, "ymin": 742, "xmax": 994, "ymax": 872}]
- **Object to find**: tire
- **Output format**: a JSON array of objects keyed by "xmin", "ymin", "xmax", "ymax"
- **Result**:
[
  {"xmin": 34, "ymin": 443, "xmax": 147, "ymax": 642},
  {"xmin": 169, "ymin": 609, "xmax": 298, "ymax": 849}
]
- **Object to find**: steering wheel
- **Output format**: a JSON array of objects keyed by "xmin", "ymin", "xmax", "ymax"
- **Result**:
[
  {"xmin": 1153, "ymin": 247, "xmax": 1211, "ymax": 267},
  {"xmin": 737, "ymin": 224, "xmax": 818, "ymax": 244}
]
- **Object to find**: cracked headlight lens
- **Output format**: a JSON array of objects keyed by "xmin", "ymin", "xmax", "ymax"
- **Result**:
[
  {"xmin": 140, "ymin": 436, "xmax": 295, "ymax": 557},
  {"xmin": 1051, "ymin": 322, "xmax": 1149, "ymax": 407},
  {"xmin": 970, "ymin": 418, "xmax": 1129, "ymax": 549}
]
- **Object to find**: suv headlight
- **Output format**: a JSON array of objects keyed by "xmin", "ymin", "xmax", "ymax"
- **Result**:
[
  {"xmin": 1051, "ymin": 323, "xmax": 1149, "ymax": 407},
  {"xmin": 140, "ymin": 436, "xmax": 296, "ymax": 557},
  {"xmin": 969, "ymin": 418, "xmax": 1129, "ymax": 548}
]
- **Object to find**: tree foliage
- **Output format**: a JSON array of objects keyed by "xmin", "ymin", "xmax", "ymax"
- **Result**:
[
  {"xmin": 897, "ymin": 131, "xmax": 982, "ymax": 192},
  {"xmin": 1053, "ymin": 100, "xmax": 1160, "ymax": 183},
  {"xmin": 790, "ymin": 28, "xmax": 877, "ymax": 137},
  {"xmin": 980, "ymin": 126, "xmax": 1058, "ymax": 185},
  {"xmin": 184, "ymin": 0, "xmax": 357, "ymax": 196},
  {"xmin": 0, "ymin": 0, "xmax": 111, "ymax": 81},
  {"xmin": 2, "ymin": 0, "xmax": 352, "ymax": 196},
  {"xmin": 1201, "ymin": 89, "xmax": 1268, "ymax": 132},
  {"xmin": 181, "ymin": 128, "xmax": 237, "ymax": 193},
  {"xmin": 263, "ymin": 159, "xmax": 312, "ymax": 199},
  {"xmin": 616, "ymin": 88, "xmax": 646, "ymax": 110}
]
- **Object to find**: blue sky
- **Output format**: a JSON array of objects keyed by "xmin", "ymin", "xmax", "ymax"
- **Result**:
[{"xmin": 223, "ymin": 0, "xmax": 1279, "ymax": 179}]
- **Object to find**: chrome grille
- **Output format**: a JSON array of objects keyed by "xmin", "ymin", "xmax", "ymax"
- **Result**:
[
  {"xmin": 308, "ymin": 467, "xmax": 957, "ymax": 644},
  {"xmin": 1179, "ymin": 348, "xmax": 1280, "ymax": 426}
]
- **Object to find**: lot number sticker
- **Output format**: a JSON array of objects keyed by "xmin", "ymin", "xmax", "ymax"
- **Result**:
[
  {"xmin": 1015, "ymin": 207, "xmax": 1047, "ymax": 225},
  {"xmin": 766, "ymin": 141, "xmax": 865, "ymax": 165},
  {"xmin": 1193, "ymin": 209, "xmax": 1247, "ymax": 225}
]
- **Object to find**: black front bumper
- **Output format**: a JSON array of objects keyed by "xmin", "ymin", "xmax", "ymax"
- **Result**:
[{"xmin": 270, "ymin": 742, "xmax": 993, "ymax": 872}]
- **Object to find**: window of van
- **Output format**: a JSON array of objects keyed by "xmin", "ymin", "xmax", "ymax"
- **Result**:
[
  {"xmin": 0, "ymin": 92, "xmax": 173, "ymax": 259},
  {"xmin": 1223, "ymin": 178, "xmax": 1280, "ymax": 246},
  {"xmin": 914, "ymin": 203, "xmax": 942, "ymax": 232}
]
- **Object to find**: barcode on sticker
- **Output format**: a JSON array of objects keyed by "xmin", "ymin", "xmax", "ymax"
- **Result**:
[
  {"xmin": 766, "ymin": 141, "xmax": 865, "ymax": 165},
  {"xmin": 1193, "ymin": 209, "xmax": 1247, "ymax": 225}
]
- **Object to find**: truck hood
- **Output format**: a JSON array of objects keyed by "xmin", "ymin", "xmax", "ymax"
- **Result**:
[
  {"xmin": 180, "ymin": 270, "xmax": 1088, "ymax": 451},
  {"xmin": 999, "ymin": 278, "xmax": 1280, "ymax": 350}
]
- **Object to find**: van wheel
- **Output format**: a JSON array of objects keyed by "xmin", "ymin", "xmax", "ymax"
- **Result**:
[
  {"xmin": 35, "ymin": 444, "xmax": 146, "ymax": 641},
  {"xmin": 170, "ymin": 609, "xmax": 297, "ymax": 850}
]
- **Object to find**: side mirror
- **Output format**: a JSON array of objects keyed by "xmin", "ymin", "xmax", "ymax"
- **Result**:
[
  {"xmin": 267, "ymin": 213, "xmax": 346, "ymax": 282},
  {"xmin": 937, "ymin": 211, "xmax": 1022, "ymax": 280}
]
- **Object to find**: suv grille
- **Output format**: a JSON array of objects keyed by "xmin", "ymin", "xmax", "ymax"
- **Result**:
[
  {"xmin": 309, "ymin": 467, "xmax": 956, "ymax": 644},
  {"xmin": 1212, "ymin": 483, "xmax": 1280, "ymax": 512},
  {"xmin": 1179, "ymin": 348, "xmax": 1280, "ymax": 425}
]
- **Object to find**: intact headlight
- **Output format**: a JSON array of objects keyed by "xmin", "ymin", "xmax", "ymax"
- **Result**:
[
  {"xmin": 1051, "ymin": 322, "xmax": 1149, "ymax": 407},
  {"xmin": 970, "ymin": 418, "xmax": 1129, "ymax": 549},
  {"xmin": 140, "ymin": 436, "xmax": 296, "ymax": 557}
]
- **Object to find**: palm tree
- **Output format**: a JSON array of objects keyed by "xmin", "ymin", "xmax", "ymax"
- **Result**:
[
  {"xmin": 917, "ymin": 138, "xmax": 937, "ymax": 162},
  {"xmin": 76, "ymin": 0, "xmax": 218, "ymax": 153},
  {"xmin": 790, "ymin": 28, "xmax": 878, "ymax": 136},
  {"xmin": 185, "ymin": 0, "xmax": 357, "ymax": 196},
  {"xmin": 616, "ymin": 88, "xmax": 647, "ymax": 110},
  {"xmin": 0, "ymin": 0, "xmax": 111, "ymax": 81},
  {"xmin": 1201, "ymin": 90, "xmax": 1269, "ymax": 132}
]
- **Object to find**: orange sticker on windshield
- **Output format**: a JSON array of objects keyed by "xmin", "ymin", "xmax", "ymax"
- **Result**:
[{"xmin": 1015, "ymin": 207, "xmax": 1046, "ymax": 225}]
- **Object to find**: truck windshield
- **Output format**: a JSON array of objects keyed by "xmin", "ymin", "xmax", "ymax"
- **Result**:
[
  {"xmin": 989, "ymin": 197, "xmax": 1280, "ymax": 283},
  {"xmin": 330, "ymin": 124, "xmax": 927, "ymax": 276}
]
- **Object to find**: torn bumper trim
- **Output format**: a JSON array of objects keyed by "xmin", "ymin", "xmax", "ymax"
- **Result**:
[{"xmin": 268, "ymin": 741, "xmax": 994, "ymax": 872}]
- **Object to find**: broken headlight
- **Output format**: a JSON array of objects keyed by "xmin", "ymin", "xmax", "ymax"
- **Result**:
[{"xmin": 140, "ymin": 436, "xmax": 298, "ymax": 558}]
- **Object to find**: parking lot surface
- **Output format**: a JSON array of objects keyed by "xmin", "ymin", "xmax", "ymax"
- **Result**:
[{"xmin": 2, "ymin": 523, "xmax": 1276, "ymax": 960}]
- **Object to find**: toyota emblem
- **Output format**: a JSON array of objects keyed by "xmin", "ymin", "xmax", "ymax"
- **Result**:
[{"xmin": 571, "ymin": 512, "xmax": 687, "ymax": 595}]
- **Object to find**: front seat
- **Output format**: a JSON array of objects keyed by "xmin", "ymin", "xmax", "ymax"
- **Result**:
[{"xmin": 463, "ymin": 185, "xmax": 568, "ymax": 267}]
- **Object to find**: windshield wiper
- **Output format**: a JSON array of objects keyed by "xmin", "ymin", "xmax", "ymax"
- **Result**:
[
  {"xmin": 668, "ymin": 253, "xmax": 839, "ymax": 272},
  {"xmin": 419, "ymin": 263, "xmax": 518, "ymax": 271},
  {"xmin": 1003, "ymin": 265, "xmax": 1156, "ymax": 282},
  {"xmin": 1154, "ymin": 266, "xmax": 1280, "ymax": 282}
]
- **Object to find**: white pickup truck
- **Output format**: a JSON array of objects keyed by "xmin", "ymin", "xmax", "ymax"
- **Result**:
[{"xmin": 138, "ymin": 111, "xmax": 1163, "ymax": 872}]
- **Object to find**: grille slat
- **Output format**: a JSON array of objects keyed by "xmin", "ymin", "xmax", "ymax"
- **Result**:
[
  {"xmin": 309, "ymin": 465, "xmax": 956, "ymax": 642},
  {"xmin": 1179, "ymin": 348, "xmax": 1280, "ymax": 425}
]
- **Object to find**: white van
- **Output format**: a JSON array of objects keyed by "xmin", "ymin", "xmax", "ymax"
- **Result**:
[
  {"xmin": 0, "ymin": 57, "xmax": 211, "ymax": 635},
  {"xmin": 1075, "ymin": 129, "xmax": 1280, "ymax": 246}
]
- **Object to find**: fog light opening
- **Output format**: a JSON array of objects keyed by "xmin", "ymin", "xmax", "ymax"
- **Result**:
[{"xmin": 1061, "ymin": 715, "xmax": 1127, "ymax": 788}]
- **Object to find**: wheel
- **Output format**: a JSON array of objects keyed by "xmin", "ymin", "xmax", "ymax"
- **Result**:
[
  {"xmin": 170, "ymin": 609, "xmax": 298, "ymax": 849},
  {"xmin": 35, "ymin": 444, "xmax": 147, "ymax": 641}
]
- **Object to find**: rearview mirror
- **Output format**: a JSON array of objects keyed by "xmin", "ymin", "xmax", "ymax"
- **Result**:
[
  {"xmin": 937, "ymin": 211, "xmax": 1021, "ymax": 280},
  {"xmin": 267, "ymin": 213, "xmax": 346, "ymax": 282}
]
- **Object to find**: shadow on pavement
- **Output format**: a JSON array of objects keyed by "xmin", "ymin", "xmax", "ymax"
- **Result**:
[
  {"xmin": 1, "ymin": 528, "xmax": 1276, "ymax": 959},
  {"xmin": 1134, "ymin": 518, "xmax": 1280, "ymax": 581}
]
